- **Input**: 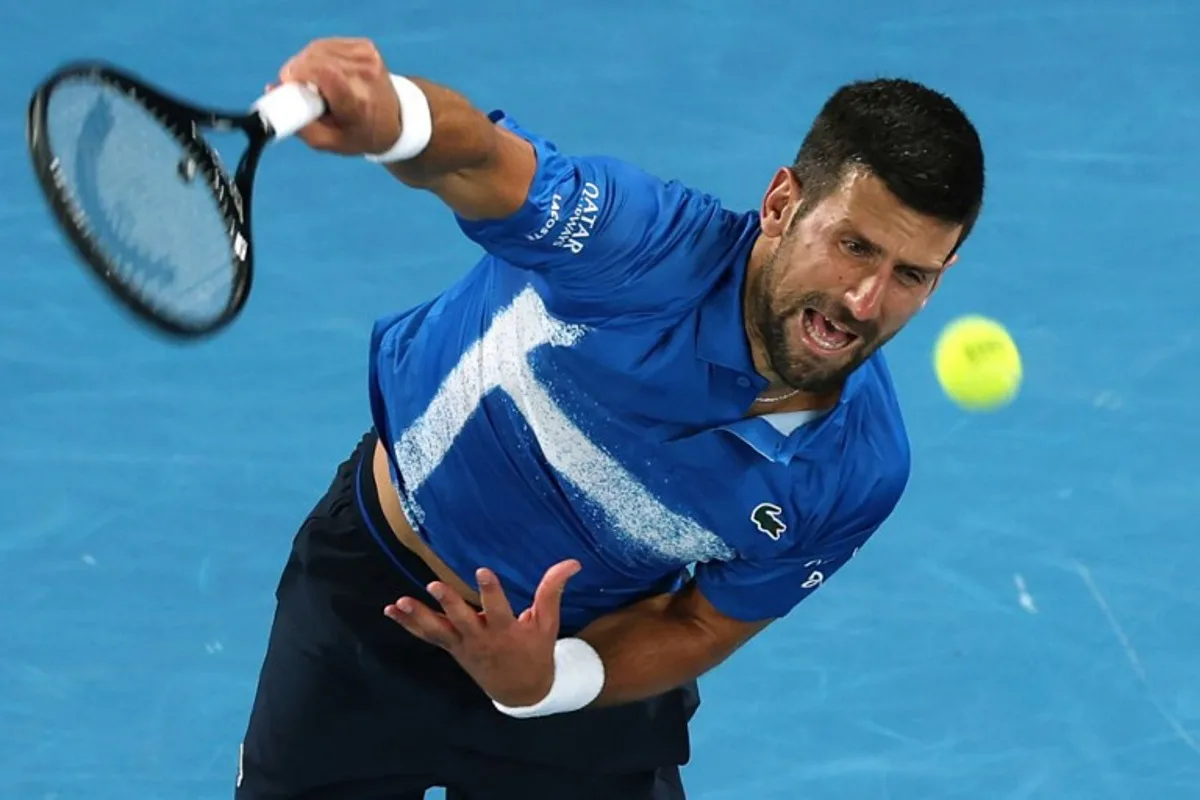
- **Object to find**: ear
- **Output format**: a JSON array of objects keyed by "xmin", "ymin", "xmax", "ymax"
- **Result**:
[{"xmin": 760, "ymin": 168, "xmax": 800, "ymax": 238}]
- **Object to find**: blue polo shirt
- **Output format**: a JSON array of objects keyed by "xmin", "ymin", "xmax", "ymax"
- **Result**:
[{"xmin": 367, "ymin": 111, "xmax": 911, "ymax": 632}]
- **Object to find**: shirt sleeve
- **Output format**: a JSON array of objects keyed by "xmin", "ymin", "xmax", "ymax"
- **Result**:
[
  {"xmin": 693, "ymin": 475, "xmax": 907, "ymax": 623},
  {"xmin": 693, "ymin": 527, "xmax": 876, "ymax": 623},
  {"xmin": 454, "ymin": 111, "xmax": 740, "ymax": 319}
]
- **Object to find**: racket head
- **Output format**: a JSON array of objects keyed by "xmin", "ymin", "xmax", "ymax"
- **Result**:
[{"xmin": 26, "ymin": 61, "xmax": 260, "ymax": 340}]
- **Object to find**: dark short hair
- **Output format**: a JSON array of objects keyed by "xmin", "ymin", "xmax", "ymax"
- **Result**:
[{"xmin": 790, "ymin": 78, "xmax": 986, "ymax": 254}]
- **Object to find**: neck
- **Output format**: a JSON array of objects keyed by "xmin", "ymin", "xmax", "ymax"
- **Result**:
[
  {"xmin": 742, "ymin": 234, "xmax": 841, "ymax": 414},
  {"xmin": 749, "ymin": 386, "xmax": 840, "ymax": 415}
]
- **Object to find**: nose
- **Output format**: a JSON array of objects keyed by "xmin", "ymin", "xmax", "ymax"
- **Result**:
[{"xmin": 843, "ymin": 271, "xmax": 887, "ymax": 321}]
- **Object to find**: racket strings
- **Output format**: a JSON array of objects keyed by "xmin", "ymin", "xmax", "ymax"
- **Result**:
[{"xmin": 44, "ymin": 79, "xmax": 237, "ymax": 327}]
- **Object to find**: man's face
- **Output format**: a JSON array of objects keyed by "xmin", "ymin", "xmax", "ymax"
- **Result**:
[{"xmin": 747, "ymin": 168, "xmax": 963, "ymax": 394}]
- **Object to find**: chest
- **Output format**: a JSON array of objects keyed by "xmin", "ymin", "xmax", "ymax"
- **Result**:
[
  {"xmin": 478, "ymin": 312, "xmax": 837, "ymax": 560},
  {"xmin": 391, "ymin": 280, "xmax": 843, "ymax": 560},
  {"xmin": 447, "ymin": 278, "xmax": 756, "ymax": 439}
]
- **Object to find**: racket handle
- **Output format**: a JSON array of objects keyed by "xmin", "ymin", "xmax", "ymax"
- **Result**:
[{"xmin": 253, "ymin": 83, "xmax": 326, "ymax": 139}]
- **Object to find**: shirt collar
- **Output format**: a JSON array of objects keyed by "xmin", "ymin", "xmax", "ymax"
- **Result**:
[{"xmin": 694, "ymin": 213, "xmax": 762, "ymax": 377}]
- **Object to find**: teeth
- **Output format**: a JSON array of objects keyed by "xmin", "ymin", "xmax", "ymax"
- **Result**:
[
  {"xmin": 805, "ymin": 314, "xmax": 843, "ymax": 350},
  {"xmin": 803, "ymin": 310, "xmax": 855, "ymax": 352}
]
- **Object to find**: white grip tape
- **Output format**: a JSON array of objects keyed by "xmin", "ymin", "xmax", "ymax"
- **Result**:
[
  {"xmin": 364, "ymin": 74, "xmax": 433, "ymax": 163},
  {"xmin": 491, "ymin": 638, "xmax": 606, "ymax": 719},
  {"xmin": 253, "ymin": 83, "xmax": 326, "ymax": 139}
]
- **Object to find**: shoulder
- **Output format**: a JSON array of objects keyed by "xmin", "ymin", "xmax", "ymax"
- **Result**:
[
  {"xmin": 844, "ymin": 350, "xmax": 907, "ymax": 489},
  {"xmin": 783, "ymin": 352, "xmax": 910, "ymax": 545},
  {"xmin": 850, "ymin": 350, "xmax": 912, "ymax": 476},
  {"xmin": 473, "ymin": 110, "xmax": 760, "ymax": 319},
  {"xmin": 491, "ymin": 108, "xmax": 739, "ymax": 233}
]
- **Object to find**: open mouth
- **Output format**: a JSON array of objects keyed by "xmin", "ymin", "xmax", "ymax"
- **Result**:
[{"xmin": 800, "ymin": 307, "xmax": 859, "ymax": 354}]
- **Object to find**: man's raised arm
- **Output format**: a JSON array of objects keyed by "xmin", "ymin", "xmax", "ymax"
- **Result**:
[{"xmin": 280, "ymin": 37, "xmax": 537, "ymax": 221}]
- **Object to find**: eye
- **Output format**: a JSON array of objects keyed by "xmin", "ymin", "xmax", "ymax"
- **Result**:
[
  {"xmin": 841, "ymin": 238, "xmax": 870, "ymax": 258},
  {"xmin": 896, "ymin": 267, "xmax": 931, "ymax": 287}
]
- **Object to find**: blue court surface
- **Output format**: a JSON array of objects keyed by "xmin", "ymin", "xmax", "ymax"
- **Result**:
[{"xmin": 3, "ymin": 1, "xmax": 1199, "ymax": 798}]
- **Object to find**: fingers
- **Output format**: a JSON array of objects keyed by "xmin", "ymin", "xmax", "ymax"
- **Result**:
[
  {"xmin": 387, "ymin": 562, "xmax": 579, "ymax": 645},
  {"xmin": 277, "ymin": 57, "xmax": 354, "ymax": 149},
  {"xmin": 273, "ymin": 37, "xmax": 398, "ymax": 155},
  {"xmin": 384, "ymin": 598, "xmax": 462, "ymax": 650},
  {"xmin": 476, "ymin": 568, "xmax": 515, "ymax": 630},
  {"xmin": 382, "ymin": 581, "xmax": 485, "ymax": 651},
  {"xmin": 278, "ymin": 38, "xmax": 377, "ymax": 89},
  {"xmin": 427, "ymin": 581, "xmax": 484, "ymax": 636},
  {"xmin": 531, "ymin": 559, "xmax": 581, "ymax": 633}
]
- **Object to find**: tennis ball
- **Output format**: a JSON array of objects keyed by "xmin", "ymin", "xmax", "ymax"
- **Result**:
[{"xmin": 933, "ymin": 315, "xmax": 1022, "ymax": 411}]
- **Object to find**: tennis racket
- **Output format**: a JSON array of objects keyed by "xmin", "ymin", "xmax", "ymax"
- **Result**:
[{"xmin": 25, "ymin": 60, "xmax": 327, "ymax": 340}]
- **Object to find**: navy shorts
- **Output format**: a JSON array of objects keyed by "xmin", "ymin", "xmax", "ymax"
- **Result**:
[{"xmin": 235, "ymin": 431, "xmax": 698, "ymax": 799}]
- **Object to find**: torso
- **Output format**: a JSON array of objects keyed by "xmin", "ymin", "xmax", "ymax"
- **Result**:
[
  {"xmin": 363, "ymin": 122, "xmax": 909, "ymax": 630},
  {"xmin": 366, "ymin": 263, "xmax": 907, "ymax": 631}
]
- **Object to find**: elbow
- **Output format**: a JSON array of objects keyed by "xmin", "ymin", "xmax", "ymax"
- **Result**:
[{"xmin": 667, "ymin": 584, "xmax": 773, "ymax": 664}]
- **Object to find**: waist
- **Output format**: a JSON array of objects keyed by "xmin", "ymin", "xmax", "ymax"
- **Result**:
[
  {"xmin": 369, "ymin": 435, "xmax": 689, "ymax": 634},
  {"xmin": 372, "ymin": 437, "xmax": 483, "ymax": 607}
]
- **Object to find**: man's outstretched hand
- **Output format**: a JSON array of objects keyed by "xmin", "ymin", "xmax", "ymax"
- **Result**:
[{"xmin": 384, "ymin": 559, "xmax": 582, "ymax": 708}]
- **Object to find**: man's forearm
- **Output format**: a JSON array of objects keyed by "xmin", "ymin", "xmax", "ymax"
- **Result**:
[
  {"xmin": 380, "ymin": 78, "xmax": 496, "ymax": 185},
  {"xmin": 378, "ymin": 76, "xmax": 535, "ymax": 221},
  {"xmin": 576, "ymin": 586, "xmax": 767, "ymax": 707}
]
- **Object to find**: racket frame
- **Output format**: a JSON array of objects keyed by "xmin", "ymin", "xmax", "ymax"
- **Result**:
[{"xmin": 26, "ymin": 60, "xmax": 278, "ymax": 340}]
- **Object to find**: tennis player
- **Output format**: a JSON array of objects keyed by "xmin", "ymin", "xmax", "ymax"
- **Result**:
[{"xmin": 235, "ymin": 37, "xmax": 985, "ymax": 800}]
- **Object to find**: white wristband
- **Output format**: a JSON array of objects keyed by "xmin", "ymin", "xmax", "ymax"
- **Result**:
[
  {"xmin": 492, "ymin": 638, "xmax": 605, "ymax": 719},
  {"xmin": 364, "ymin": 74, "xmax": 433, "ymax": 163}
]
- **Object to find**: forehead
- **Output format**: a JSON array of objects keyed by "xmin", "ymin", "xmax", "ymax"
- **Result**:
[{"xmin": 809, "ymin": 169, "xmax": 962, "ymax": 261}]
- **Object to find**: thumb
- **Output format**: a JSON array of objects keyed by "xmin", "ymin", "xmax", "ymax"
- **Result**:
[{"xmin": 531, "ymin": 559, "xmax": 581, "ymax": 634}]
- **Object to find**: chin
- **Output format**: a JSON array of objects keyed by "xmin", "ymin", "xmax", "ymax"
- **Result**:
[{"xmin": 773, "ymin": 346, "xmax": 870, "ymax": 394}]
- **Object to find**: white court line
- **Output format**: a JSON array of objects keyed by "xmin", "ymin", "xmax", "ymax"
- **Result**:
[{"xmin": 1073, "ymin": 561, "xmax": 1200, "ymax": 758}]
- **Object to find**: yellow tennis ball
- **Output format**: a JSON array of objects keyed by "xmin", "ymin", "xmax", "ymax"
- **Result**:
[{"xmin": 933, "ymin": 316, "xmax": 1022, "ymax": 411}]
